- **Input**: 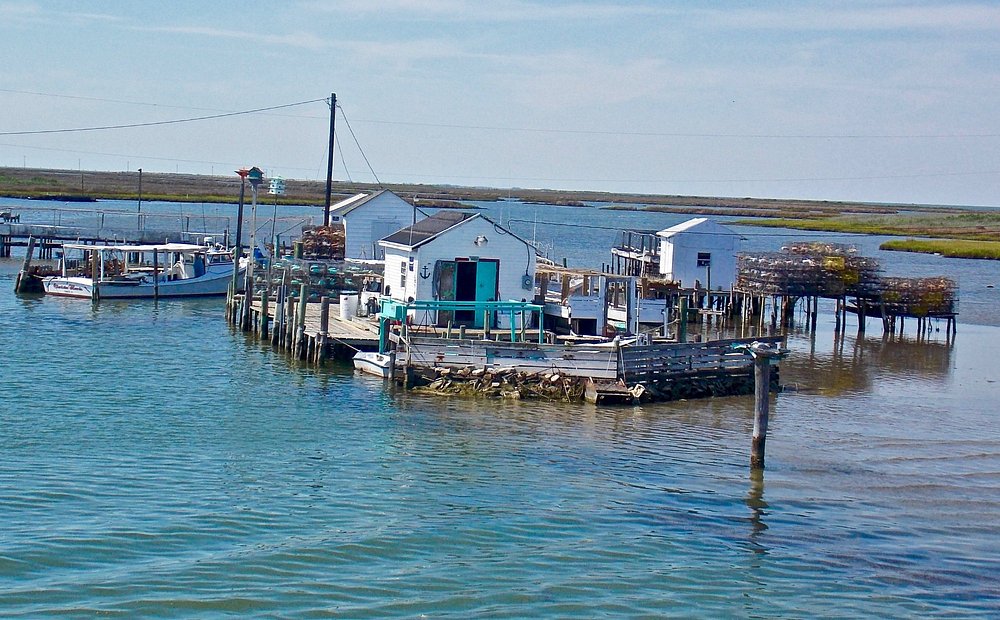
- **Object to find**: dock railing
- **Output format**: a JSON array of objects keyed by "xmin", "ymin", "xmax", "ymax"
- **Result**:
[{"xmin": 379, "ymin": 298, "xmax": 545, "ymax": 353}]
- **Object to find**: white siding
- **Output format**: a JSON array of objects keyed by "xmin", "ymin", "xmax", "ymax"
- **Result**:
[
  {"xmin": 334, "ymin": 192, "xmax": 414, "ymax": 259},
  {"xmin": 658, "ymin": 220, "xmax": 739, "ymax": 289},
  {"xmin": 382, "ymin": 216, "xmax": 536, "ymax": 328}
]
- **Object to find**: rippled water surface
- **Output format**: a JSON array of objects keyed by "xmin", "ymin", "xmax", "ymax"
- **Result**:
[{"xmin": 2, "ymin": 225, "xmax": 1000, "ymax": 616}]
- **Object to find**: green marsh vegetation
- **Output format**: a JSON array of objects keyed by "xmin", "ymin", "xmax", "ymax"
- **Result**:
[{"xmin": 880, "ymin": 238, "xmax": 1000, "ymax": 260}]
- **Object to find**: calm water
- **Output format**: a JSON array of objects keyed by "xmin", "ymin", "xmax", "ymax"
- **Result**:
[{"xmin": 2, "ymin": 199, "xmax": 1000, "ymax": 617}]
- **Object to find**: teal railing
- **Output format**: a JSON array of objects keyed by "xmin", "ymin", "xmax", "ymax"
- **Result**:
[{"xmin": 378, "ymin": 298, "xmax": 545, "ymax": 352}]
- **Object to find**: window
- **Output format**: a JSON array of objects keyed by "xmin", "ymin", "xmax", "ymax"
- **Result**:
[
  {"xmin": 400, "ymin": 260, "xmax": 407, "ymax": 290},
  {"xmin": 697, "ymin": 252, "xmax": 712, "ymax": 267}
]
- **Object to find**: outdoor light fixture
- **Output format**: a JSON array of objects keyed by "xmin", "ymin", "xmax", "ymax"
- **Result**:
[{"xmin": 474, "ymin": 235, "xmax": 488, "ymax": 246}]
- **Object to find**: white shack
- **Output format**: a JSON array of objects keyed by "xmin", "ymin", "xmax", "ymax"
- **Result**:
[
  {"xmin": 657, "ymin": 217, "xmax": 740, "ymax": 290},
  {"xmin": 327, "ymin": 189, "xmax": 414, "ymax": 260},
  {"xmin": 379, "ymin": 211, "xmax": 536, "ymax": 329}
]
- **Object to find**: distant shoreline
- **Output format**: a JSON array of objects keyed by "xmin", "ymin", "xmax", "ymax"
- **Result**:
[
  {"xmin": 0, "ymin": 165, "xmax": 958, "ymax": 212},
  {"xmin": 3, "ymin": 166, "xmax": 999, "ymax": 259}
]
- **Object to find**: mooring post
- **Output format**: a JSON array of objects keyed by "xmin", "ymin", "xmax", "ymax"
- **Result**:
[
  {"xmin": 677, "ymin": 296, "xmax": 688, "ymax": 343},
  {"xmin": 14, "ymin": 236, "xmax": 36, "ymax": 294},
  {"xmin": 295, "ymin": 282, "xmax": 308, "ymax": 358},
  {"xmin": 152, "ymin": 249, "xmax": 159, "ymax": 301},
  {"xmin": 320, "ymin": 295, "xmax": 330, "ymax": 334},
  {"xmin": 260, "ymin": 289, "xmax": 269, "ymax": 338},
  {"xmin": 318, "ymin": 295, "xmax": 330, "ymax": 363},
  {"xmin": 752, "ymin": 354, "xmax": 772, "ymax": 469},
  {"xmin": 241, "ymin": 268, "xmax": 254, "ymax": 332},
  {"xmin": 285, "ymin": 296, "xmax": 295, "ymax": 350},
  {"xmin": 735, "ymin": 341, "xmax": 787, "ymax": 470}
]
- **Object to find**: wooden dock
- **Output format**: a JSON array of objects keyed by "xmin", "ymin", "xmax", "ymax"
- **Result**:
[{"xmin": 227, "ymin": 290, "xmax": 381, "ymax": 362}]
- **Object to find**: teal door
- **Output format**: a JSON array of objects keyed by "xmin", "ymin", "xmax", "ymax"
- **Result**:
[
  {"xmin": 475, "ymin": 259, "xmax": 498, "ymax": 302},
  {"xmin": 442, "ymin": 259, "xmax": 499, "ymax": 328},
  {"xmin": 474, "ymin": 260, "xmax": 499, "ymax": 328}
]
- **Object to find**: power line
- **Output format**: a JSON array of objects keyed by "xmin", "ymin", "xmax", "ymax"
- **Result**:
[
  {"xmin": 336, "ymin": 104, "xmax": 381, "ymax": 187},
  {"xmin": 347, "ymin": 117, "xmax": 1000, "ymax": 140},
  {"xmin": 5, "ymin": 87, "xmax": 995, "ymax": 140},
  {"xmin": 0, "ymin": 98, "xmax": 327, "ymax": 136},
  {"xmin": 0, "ymin": 141, "xmax": 320, "ymax": 174}
]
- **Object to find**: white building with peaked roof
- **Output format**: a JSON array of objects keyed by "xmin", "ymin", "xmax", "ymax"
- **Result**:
[
  {"xmin": 328, "ymin": 189, "xmax": 415, "ymax": 259},
  {"xmin": 657, "ymin": 217, "xmax": 740, "ymax": 290},
  {"xmin": 379, "ymin": 211, "xmax": 536, "ymax": 329}
]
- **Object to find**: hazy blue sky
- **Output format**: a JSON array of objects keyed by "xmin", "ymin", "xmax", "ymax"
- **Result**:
[{"xmin": 3, "ymin": 1, "xmax": 999, "ymax": 206}]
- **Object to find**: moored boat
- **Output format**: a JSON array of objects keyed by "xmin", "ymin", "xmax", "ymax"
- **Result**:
[
  {"xmin": 352, "ymin": 351, "xmax": 393, "ymax": 378},
  {"xmin": 43, "ymin": 242, "xmax": 245, "ymax": 300}
]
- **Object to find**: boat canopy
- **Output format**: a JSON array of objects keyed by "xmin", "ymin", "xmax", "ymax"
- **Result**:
[{"xmin": 62, "ymin": 243, "xmax": 212, "ymax": 253}]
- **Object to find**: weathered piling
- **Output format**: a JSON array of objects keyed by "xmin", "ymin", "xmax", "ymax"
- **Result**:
[
  {"xmin": 13, "ymin": 236, "xmax": 36, "ymax": 294},
  {"xmin": 152, "ymin": 249, "xmax": 159, "ymax": 300},
  {"xmin": 677, "ymin": 296, "xmax": 688, "ymax": 343},
  {"xmin": 298, "ymin": 284, "xmax": 309, "ymax": 356},
  {"xmin": 736, "ymin": 341, "xmax": 787, "ymax": 470},
  {"xmin": 751, "ymin": 355, "xmax": 771, "ymax": 469},
  {"xmin": 316, "ymin": 296, "xmax": 330, "ymax": 363},
  {"xmin": 260, "ymin": 290, "xmax": 269, "ymax": 338}
]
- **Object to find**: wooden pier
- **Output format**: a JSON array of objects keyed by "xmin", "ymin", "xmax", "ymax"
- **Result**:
[
  {"xmin": 0, "ymin": 205, "xmax": 314, "ymax": 260},
  {"xmin": 227, "ymin": 290, "xmax": 381, "ymax": 363}
]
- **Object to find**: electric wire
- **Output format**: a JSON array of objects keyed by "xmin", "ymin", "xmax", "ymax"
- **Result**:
[
  {"xmin": 0, "ymin": 98, "xmax": 327, "ymax": 136},
  {"xmin": 336, "ymin": 104, "xmax": 381, "ymax": 187},
  {"xmin": 335, "ymin": 133, "xmax": 353, "ymax": 183}
]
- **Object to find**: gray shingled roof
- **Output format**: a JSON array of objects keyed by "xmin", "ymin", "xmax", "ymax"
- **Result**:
[
  {"xmin": 331, "ymin": 189, "xmax": 392, "ymax": 217},
  {"xmin": 380, "ymin": 211, "xmax": 479, "ymax": 248}
]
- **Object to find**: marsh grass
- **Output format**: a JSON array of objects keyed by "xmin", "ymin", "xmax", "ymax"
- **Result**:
[
  {"xmin": 739, "ymin": 212, "xmax": 1000, "ymax": 242},
  {"xmin": 880, "ymin": 238, "xmax": 1000, "ymax": 260}
]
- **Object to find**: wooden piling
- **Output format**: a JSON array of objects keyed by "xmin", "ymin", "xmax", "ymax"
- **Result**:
[
  {"xmin": 285, "ymin": 296, "xmax": 296, "ymax": 350},
  {"xmin": 751, "ymin": 354, "xmax": 772, "ymax": 470},
  {"xmin": 317, "ymin": 295, "xmax": 330, "ymax": 363},
  {"xmin": 13, "ymin": 236, "xmax": 36, "ymax": 294},
  {"xmin": 152, "ymin": 249, "xmax": 159, "ymax": 300},
  {"xmin": 677, "ymin": 296, "xmax": 688, "ymax": 343},
  {"xmin": 295, "ymin": 283, "xmax": 308, "ymax": 358},
  {"xmin": 260, "ymin": 290, "xmax": 269, "ymax": 338}
]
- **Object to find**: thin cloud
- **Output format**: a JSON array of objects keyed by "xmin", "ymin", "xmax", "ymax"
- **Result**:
[
  {"xmin": 299, "ymin": 0, "xmax": 674, "ymax": 22},
  {"xmin": 702, "ymin": 4, "xmax": 1000, "ymax": 32},
  {"xmin": 0, "ymin": 2, "xmax": 123, "ymax": 24},
  {"xmin": 134, "ymin": 25, "xmax": 329, "ymax": 51}
]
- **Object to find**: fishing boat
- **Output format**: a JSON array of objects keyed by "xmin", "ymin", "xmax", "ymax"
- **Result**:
[
  {"xmin": 352, "ymin": 351, "xmax": 394, "ymax": 378},
  {"xmin": 43, "ymin": 242, "xmax": 245, "ymax": 300}
]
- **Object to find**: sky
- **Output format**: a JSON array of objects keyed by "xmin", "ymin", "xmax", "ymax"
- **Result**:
[{"xmin": 2, "ymin": 0, "xmax": 1000, "ymax": 207}]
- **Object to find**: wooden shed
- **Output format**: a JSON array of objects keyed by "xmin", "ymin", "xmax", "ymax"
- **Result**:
[
  {"xmin": 327, "ymin": 189, "xmax": 414, "ymax": 259},
  {"xmin": 657, "ymin": 218, "xmax": 740, "ymax": 290},
  {"xmin": 379, "ymin": 211, "xmax": 536, "ymax": 329}
]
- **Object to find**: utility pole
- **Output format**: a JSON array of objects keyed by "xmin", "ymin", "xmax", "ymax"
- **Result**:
[
  {"xmin": 324, "ymin": 92, "xmax": 337, "ymax": 226},
  {"xmin": 137, "ymin": 168, "xmax": 143, "ymax": 231}
]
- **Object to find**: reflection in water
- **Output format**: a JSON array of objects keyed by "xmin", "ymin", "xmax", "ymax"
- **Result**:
[
  {"xmin": 746, "ymin": 468, "xmax": 768, "ymax": 544},
  {"xmin": 782, "ymin": 325, "xmax": 954, "ymax": 395}
]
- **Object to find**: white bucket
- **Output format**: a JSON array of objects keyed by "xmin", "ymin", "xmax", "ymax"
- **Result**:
[{"xmin": 339, "ymin": 291, "xmax": 359, "ymax": 320}]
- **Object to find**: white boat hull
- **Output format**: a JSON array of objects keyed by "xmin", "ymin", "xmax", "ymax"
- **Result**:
[
  {"xmin": 44, "ymin": 267, "xmax": 241, "ymax": 299},
  {"xmin": 353, "ymin": 351, "xmax": 393, "ymax": 378}
]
